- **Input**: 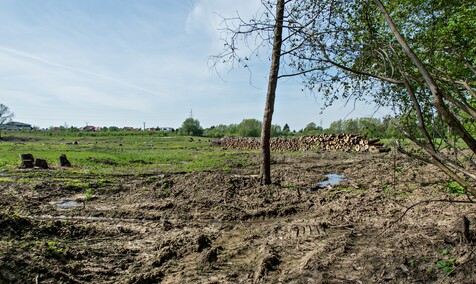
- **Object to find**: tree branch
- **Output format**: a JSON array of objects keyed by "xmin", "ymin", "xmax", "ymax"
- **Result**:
[{"xmin": 374, "ymin": 0, "xmax": 476, "ymax": 154}]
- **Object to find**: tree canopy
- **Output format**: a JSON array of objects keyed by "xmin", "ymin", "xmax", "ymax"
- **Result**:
[
  {"xmin": 179, "ymin": 118, "xmax": 203, "ymax": 136},
  {"xmin": 214, "ymin": 0, "xmax": 476, "ymax": 194}
]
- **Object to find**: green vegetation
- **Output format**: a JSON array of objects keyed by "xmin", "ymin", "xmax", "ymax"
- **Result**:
[
  {"xmin": 205, "ymin": 118, "xmax": 283, "ymax": 138},
  {"xmin": 84, "ymin": 188, "xmax": 94, "ymax": 200},
  {"xmin": 0, "ymin": 133, "xmax": 254, "ymax": 175},
  {"xmin": 445, "ymin": 180, "xmax": 466, "ymax": 196},
  {"xmin": 204, "ymin": 116, "xmax": 405, "ymax": 138},
  {"xmin": 0, "ymin": 177, "xmax": 13, "ymax": 183},
  {"xmin": 179, "ymin": 117, "xmax": 203, "ymax": 136},
  {"xmin": 434, "ymin": 249, "xmax": 458, "ymax": 275}
]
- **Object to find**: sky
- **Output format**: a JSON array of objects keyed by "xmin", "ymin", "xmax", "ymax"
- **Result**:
[{"xmin": 0, "ymin": 0, "xmax": 391, "ymax": 131}]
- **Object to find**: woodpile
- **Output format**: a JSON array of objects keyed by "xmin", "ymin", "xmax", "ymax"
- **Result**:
[
  {"xmin": 217, "ymin": 134, "xmax": 390, "ymax": 153},
  {"xmin": 220, "ymin": 137, "xmax": 260, "ymax": 150}
]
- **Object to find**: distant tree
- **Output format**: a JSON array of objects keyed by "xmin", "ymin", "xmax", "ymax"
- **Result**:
[
  {"xmin": 237, "ymin": 119, "xmax": 262, "ymax": 137},
  {"xmin": 271, "ymin": 124, "xmax": 282, "ymax": 137},
  {"xmin": 325, "ymin": 117, "xmax": 390, "ymax": 137},
  {"xmin": 358, "ymin": 118, "xmax": 382, "ymax": 138},
  {"xmin": 179, "ymin": 118, "xmax": 203, "ymax": 136},
  {"xmin": 205, "ymin": 124, "xmax": 231, "ymax": 138},
  {"xmin": 226, "ymin": 124, "xmax": 239, "ymax": 135},
  {"xmin": 283, "ymin": 123, "xmax": 290, "ymax": 132},
  {"xmin": 340, "ymin": 119, "xmax": 356, "ymax": 134},
  {"xmin": 282, "ymin": 123, "xmax": 291, "ymax": 136},
  {"xmin": 328, "ymin": 120, "xmax": 343, "ymax": 134},
  {"xmin": 0, "ymin": 104, "xmax": 14, "ymax": 138},
  {"xmin": 304, "ymin": 122, "xmax": 317, "ymax": 133}
]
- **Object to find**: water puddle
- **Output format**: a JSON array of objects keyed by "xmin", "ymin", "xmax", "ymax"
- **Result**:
[
  {"xmin": 55, "ymin": 200, "xmax": 82, "ymax": 207},
  {"xmin": 308, "ymin": 173, "xmax": 348, "ymax": 192},
  {"xmin": 318, "ymin": 173, "xmax": 347, "ymax": 187}
]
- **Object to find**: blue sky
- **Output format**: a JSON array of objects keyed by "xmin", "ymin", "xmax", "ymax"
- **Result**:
[{"xmin": 0, "ymin": 0, "xmax": 390, "ymax": 130}]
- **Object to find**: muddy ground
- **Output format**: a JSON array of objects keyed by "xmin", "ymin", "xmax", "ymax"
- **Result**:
[{"xmin": 1, "ymin": 150, "xmax": 475, "ymax": 283}]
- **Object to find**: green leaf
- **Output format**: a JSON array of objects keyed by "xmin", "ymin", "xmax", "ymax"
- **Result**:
[{"xmin": 436, "ymin": 259, "xmax": 447, "ymax": 268}]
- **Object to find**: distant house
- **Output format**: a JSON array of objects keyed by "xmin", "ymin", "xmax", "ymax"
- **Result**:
[
  {"xmin": 158, "ymin": 127, "xmax": 175, "ymax": 132},
  {"xmin": 0, "ymin": 121, "xmax": 33, "ymax": 130},
  {"xmin": 80, "ymin": 126, "xmax": 99, "ymax": 132}
]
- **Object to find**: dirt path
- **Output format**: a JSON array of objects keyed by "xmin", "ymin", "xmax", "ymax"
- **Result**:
[{"xmin": 1, "ymin": 151, "xmax": 475, "ymax": 283}]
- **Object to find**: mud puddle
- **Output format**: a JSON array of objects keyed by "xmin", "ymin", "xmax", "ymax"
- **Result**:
[
  {"xmin": 307, "ymin": 173, "xmax": 348, "ymax": 192},
  {"xmin": 317, "ymin": 173, "xmax": 348, "ymax": 187},
  {"xmin": 55, "ymin": 200, "xmax": 82, "ymax": 207}
]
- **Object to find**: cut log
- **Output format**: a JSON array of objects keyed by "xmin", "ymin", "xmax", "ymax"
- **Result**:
[
  {"xmin": 59, "ymin": 154, "xmax": 72, "ymax": 167},
  {"xmin": 369, "ymin": 146, "xmax": 391, "ymax": 154},
  {"xmin": 19, "ymin": 153, "xmax": 35, "ymax": 169},
  {"xmin": 34, "ymin": 158, "xmax": 49, "ymax": 169},
  {"xmin": 367, "ymin": 138, "xmax": 381, "ymax": 145}
]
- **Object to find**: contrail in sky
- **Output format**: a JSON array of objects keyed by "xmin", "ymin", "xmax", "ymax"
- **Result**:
[{"xmin": 0, "ymin": 45, "xmax": 161, "ymax": 96}]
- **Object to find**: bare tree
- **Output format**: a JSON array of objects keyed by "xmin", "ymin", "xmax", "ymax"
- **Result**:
[
  {"xmin": 259, "ymin": 0, "xmax": 285, "ymax": 185},
  {"xmin": 211, "ymin": 0, "xmax": 324, "ymax": 184},
  {"xmin": 0, "ymin": 104, "xmax": 14, "ymax": 138}
]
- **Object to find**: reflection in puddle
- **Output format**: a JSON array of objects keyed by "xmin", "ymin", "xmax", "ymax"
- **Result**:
[
  {"xmin": 56, "ymin": 200, "xmax": 82, "ymax": 207},
  {"xmin": 317, "ymin": 173, "xmax": 347, "ymax": 187},
  {"xmin": 308, "ymin": 173, "xmax": 348, "ymax": 192}
]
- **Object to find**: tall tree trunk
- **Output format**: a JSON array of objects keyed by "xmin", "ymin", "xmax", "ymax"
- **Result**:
[{"xmin": 260, "ymin": 0, "xmax": 285, "ymax": 185}]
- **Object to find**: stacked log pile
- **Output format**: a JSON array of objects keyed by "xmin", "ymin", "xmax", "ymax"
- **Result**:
[
  {"xmin": 219, "ymin": 137, "xmax": 260, "ymax": 150},
  {"xmin": 218, "ymin": 134, "xmax": 390, "ymax": 153}
]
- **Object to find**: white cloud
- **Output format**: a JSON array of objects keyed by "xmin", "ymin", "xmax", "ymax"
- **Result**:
[{"xmin": 185, "ymin": 0, "xmax": 263, "ymax": 40}]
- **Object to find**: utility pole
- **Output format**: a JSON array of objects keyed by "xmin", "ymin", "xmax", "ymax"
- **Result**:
[
  {"xmin": 143, "ymin": 122, "xmax": 146, "ymax": 131},
  {"xmin": 189, "ymin": 109, "xmax": 193, "ymax": 118}
]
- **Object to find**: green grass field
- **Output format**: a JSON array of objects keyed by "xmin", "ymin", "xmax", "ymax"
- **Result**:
[{"xmin": 0, "ymin": 132, "xmax": 255, "ymax": 175}]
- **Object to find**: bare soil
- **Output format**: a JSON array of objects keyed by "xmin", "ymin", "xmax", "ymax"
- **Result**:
[{"xmin": 1, "ymin": 150, "xmax": 475, "ymax": 283}]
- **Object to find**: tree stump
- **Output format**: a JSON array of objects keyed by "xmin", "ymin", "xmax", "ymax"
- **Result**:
[
  {"xmin": 19, "ymin": 154, "xmax": 34, "ymax": 169},
  {"xmin": 59, "ymin": 154, "xmax": 72, "ymax": 167},
  {"xmin": 461, "ymin": 216, "xmax": 471, "ymax": 243},
  {"xmin": 34, "ymin": 158, "xmax": 49, "ymax": 169}
]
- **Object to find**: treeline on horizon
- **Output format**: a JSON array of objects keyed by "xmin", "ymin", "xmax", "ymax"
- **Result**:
[
  {"xmin": 204, "ymin": 117, "xmax": 399, "ymax": 138},
  {"xmin": 6, "ymin": 115, "xmax": 456, "ymax": 140}
]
